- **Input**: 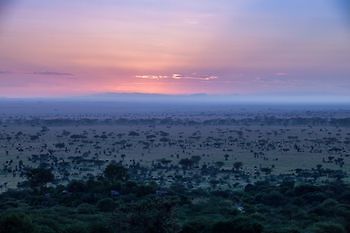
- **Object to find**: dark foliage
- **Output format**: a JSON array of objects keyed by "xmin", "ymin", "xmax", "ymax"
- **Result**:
[{"xmin": 1, "ymin": 164, "xmax": 350, "ymax": 233}]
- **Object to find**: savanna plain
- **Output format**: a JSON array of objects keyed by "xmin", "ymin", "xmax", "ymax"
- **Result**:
[{"xmin": 1, "ymin": 101, "xmax": 350, "ymax": 233}]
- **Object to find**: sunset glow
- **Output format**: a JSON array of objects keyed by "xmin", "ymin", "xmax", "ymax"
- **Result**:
[{"xmin": 0, "ymin": 0, "xmax": 349, "ymax": 97}]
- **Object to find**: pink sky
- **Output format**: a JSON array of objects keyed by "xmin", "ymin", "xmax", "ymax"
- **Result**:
[{"xmin": 0, "ymin": 0, "xmax": 349, "ymax": 97}]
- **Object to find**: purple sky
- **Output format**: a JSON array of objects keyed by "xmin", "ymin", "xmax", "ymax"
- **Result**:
[{"xmin": 0, "ymin": 0, "xmax": 349, "ymax": 98}]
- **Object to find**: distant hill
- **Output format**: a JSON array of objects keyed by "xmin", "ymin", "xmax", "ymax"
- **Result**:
[
  {"xmin": 76, "ymin": 92, "xmax": 214, "ymax": 102},
  {"xmin": 1, "ymin": 93, "xmax": 349, "ymax": 105}
]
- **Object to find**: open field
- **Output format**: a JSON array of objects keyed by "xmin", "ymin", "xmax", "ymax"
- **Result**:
[
  {"xmin": 2, "ymin": 103, "xmax": 350, "ymax": 233},
  {"xmin": 1, "ymin": 102, "xmax": 350, "ymax": 191}
]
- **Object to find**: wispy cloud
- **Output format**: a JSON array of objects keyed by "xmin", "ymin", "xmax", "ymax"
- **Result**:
[
  {"xmin": 0, "ymin": 70, "xmax": 11, "ymax": 74},
  {"xmin": 136, "ymin": 73, "xmax": 218, "ymax": 81},
  {"xmin": 275, "ymin": 72, "xmax": 288, "ymax": 76},
  {"xmin": 33, "ymin": 71, "xmax": 74, "ymax": 76},
  {"xmin": 136, "ymin": 75, "xmax": 168, "ymax": 80}
]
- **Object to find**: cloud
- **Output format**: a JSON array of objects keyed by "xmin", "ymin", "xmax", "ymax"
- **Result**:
[
  {"xmin": 0, "ymin": 70, "xmax": 11, "ymax": 74},
  {"xmin": 136, "ymin": 75, "xmax": 168, "ymax": 80},
  {"xmin": 33, "ymin": 71, "xmax": 74, "ymax": 76},
  {"xmin": 275, "ymin": 72, "xmax": 288, "ymax": 76},
  {"xmin": 171, "ymin": 74, "xmax": 218, "ymax": 80},
  {"xmin": 136, "ymin": 73, "xmax": 218, "ymax": 81}
]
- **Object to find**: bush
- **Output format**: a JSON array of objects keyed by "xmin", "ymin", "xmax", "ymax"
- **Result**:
[
  {"xmin": 211, "ymin": 217, "xmax": 263, "ymax": 233},
  {"xmin": 268, "ymin": 227, "xmax": 300, "ymax": 233},
  {"xmin": 339, "ymin": 191, "xmax": 350, "ymax": 204},
  {"xmin": 96, "ymin": 198, "xmax": 116, "ymax": 212},
  {"xmin": 180, "ymin": 221, "xmax": 208, "ymax": 233},
  {"xmin": 26, "ymin": 168, "xmax": 54, "ymax": 189},
  {"xmin": 259, "ymin": 191, "xmax": 285, "ymax": 207},
  {"xmin": 89, "ymin": 223, "xmax": 113, "ymax": 233},
  {"xmin": 310, "ymin": 222, "xmax": 346, "ymax": 233},
  {"xmin": 37, "ymin": 225, "xmax": 56, "ymax": 233},
  {"xmin": 76, "ymin": 203, "xmax": 97, "ymax": 214},
  {"xmin": 64, "ymin": 223, "xmax": 88, "ymax": 233},
  {"xmin": 294, "ymin": 185, "xmax": 320, "ymax": 196},
  {"xmin": 67, "ymin": 180, "xmax": 86, "ymax": 193},
  {"xmin": 104, "ymin": 163, "xmax": 128, "ymax": 182},
  {"xmin": 0, "ymin": 213, "xmax": 37, "ymax": 233},
  {"xmin": 34, "ymin": 217, "xmax": 61, "ymax": 233}
]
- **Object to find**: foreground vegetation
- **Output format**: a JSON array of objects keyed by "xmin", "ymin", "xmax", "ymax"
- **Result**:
[{"xmin": 1, "ymin": 164, "xmax": 350, "ymax": 233}]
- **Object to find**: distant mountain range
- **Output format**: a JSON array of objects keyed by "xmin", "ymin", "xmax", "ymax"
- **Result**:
[
  {"xmin": 1, "ymin": 93, "xmax": 349, "ymax": 104},
  {"xmin": 86, "ymin": 92, "xmax": 209, "ymax": 98},
  {"xmin": 76, "ymin": 92, "xmax": 217, "ymax": 102},
  {"xmin": 74, "ymin": 92, "xmax": 350, "ymax": 104}
]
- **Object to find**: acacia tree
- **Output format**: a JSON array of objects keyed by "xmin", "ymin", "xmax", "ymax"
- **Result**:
[
  {"xmin": 233, "ymin": 161, "xmax": 243, "ymax": 172},
  {"xmin": 179, "ymin": 158, "xmax": 194, "ymax": 170},
  {"xmin": 104, "ymin": 163, "xmax": 129, "ymax": 182},
  {"xmin": 26, "ymin": 167, "xmax": 54, "ymax": 190}
]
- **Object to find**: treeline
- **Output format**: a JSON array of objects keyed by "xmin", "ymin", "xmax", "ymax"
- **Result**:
[
  {"xmin": 1, "ymin": 164, "xmax": 350, "ymax": 233},
  {"xmin": 2, "ymin": 116, "xmax": 350, "ymax": 127}
]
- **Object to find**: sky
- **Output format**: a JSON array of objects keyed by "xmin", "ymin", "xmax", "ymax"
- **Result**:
[{"xmin": 0, "ymin": 0, "xmax": 349, "ymax": 98}]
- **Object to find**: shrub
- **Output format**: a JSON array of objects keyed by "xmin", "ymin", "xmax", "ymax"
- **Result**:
[
  {"xmin": 26, "ymin": 168, "xmax": 55, "ymax": 189},
  {"xmin": 89, "ymin": 223, "xmax": 113, "ymax": 233},
  {"xmin": 76, "ymin": 203, "xmax": 97, "ymax": 214},
  {"xmin": 104, "ymin": 163, "xmax": 128, "ymax": 181},
  {"xmin": 180, "ymin": 221, "xmax": 208, "ymax": 233},
  {"xmin": 294, "ymin": 185, "xmax": 320, "ymax": 196},
  {"xmin": 37, "ymin": 225, "xmax": 56, "ymax": 233},
  {"xmin": 64, "ymin": 223, "xmax": 88, "ymax": 233},
  {"xmin": 310, "ymin": 222, "xmax": 346, "ymax": 233},
  {"xmin": 96, "ymin": 198, "xmax": 116, "ymax": 212},
  {"xmin": 67, "ymin": 180, "xmax": 86, "ymax": 193},
  {"xmin": 211, "ymin": 217, "xmax": 263, "ymax": 233},
  {"xmin": 259, "ymin": 191, "xmax": 285, "ymax": 207},
  {"xmin": 0, "ymin": 213, "xmax": 36, "ymax": 233}
]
